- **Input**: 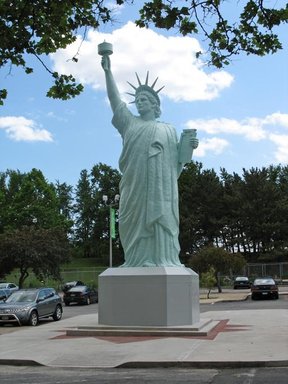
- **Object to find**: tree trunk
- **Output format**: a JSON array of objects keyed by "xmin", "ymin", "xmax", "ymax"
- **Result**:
[
  {"xmin": 19, "ymin": 269, "xmax": 29, "ymax": 289},
  {"xmin": 216, "ymin": 272, "xmax": 222, "ymax": 293}
]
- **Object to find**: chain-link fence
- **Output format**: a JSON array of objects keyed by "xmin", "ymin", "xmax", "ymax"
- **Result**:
[
  {"xmin": 244, "ymin": 262, "xmax": 288, "ymax": 282},
  {"xmin": 58, "ymin": 263, "xmax": 288, "ymax": 289},
  {"xmin": 11, "ymin": 262, "xmax": 288, "ymax": 290},
  {"xmin": 60, "ymin": 268, "xmax": 106, "ymax": 288}
]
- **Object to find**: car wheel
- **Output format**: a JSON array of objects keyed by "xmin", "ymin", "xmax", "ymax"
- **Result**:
[
  {"xmin": 64, "ymin": 301, "xmax": 70, "ymax": 306},
  {"xmin": 86, "ymin": 297, "xmax": 91, "ymax": 305},
  {"xmin": 53, "ymin": 305, "xmax": 62, "ymax": 321},
  {"xmin": 28, "ymin": 310, "xmax": 39, "ymax": 326},
  {"xmin": 251, "ymin": 295, "xmax": 257, "ymax": 300}
]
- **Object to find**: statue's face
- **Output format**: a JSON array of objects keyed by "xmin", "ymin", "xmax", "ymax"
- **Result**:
[{"xmin": 135, "ymin": 93, "xmax": 155, "ymax": 116}]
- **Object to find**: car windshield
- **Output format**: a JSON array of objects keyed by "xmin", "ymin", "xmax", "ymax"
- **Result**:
[
  {"xmin": 6, "ymin": 291, "xmax": 37, "ymax": 303},
  {"xmin": 69, "ymin": 286, "xmax": 86, "ymax": 292},
  {"xmin": 235, "ymin": 277, "xmax": 248, "ymax": 281},
  {"xmin": 254, "ymin": 278, "xmax": 275, "ymax": 285}
]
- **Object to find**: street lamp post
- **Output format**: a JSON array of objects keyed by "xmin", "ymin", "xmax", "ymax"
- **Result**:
[{"xmin": 102, "ymin": 194, "xmax": 120, "ymax": 268}]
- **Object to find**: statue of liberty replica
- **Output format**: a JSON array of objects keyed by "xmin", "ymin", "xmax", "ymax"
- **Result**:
[
  {"xmin": 98, "ymin": 42, "xmax": 200, "ymax": 327},
  {"xmin": 99, "ymin": 42, "xmax": 198, "ymax": 268}
]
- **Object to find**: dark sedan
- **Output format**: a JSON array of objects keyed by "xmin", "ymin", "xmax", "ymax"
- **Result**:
[
  {"xmin": 251, "ymin": 277, "xmax": 279, "ymax": 300},
  {"xmin": 233, "ymin": 276, "xmax": 251, "ymax": 289},
  {"xmin": 62, "ymin": 281, "xmax": 85, "ymax": 293},
  {"xmin": 63, "ymin": 286, "xmax": 98, "ymax": 306}
]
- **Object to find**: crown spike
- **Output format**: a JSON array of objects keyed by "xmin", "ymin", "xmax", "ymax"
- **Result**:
[
  {"xmin": 127, "ymin": 81, "xmax": 137, "ymax": 91},
  {"xmin": 145, "ymin": 71, "xmax": 149, "ymax": 85},
  {"xmin": 151, "ymin": 77, "xmax": 158, "ymax": 89},
  {"xmin": 156, "ymin": 85, "xmax": 165, "ymax": 94},
  {"xmin": 126, "ymin": 72, "xmax": 164, "ymax": 106},
  {"xmin": 135, "ymin": 72, "xmax": 142, "ymax": 86}
]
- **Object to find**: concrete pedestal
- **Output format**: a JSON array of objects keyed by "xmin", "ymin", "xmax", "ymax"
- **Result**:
[{"xmin": 98, "ymin": 267, "xmax": 199, "ymax": 326}]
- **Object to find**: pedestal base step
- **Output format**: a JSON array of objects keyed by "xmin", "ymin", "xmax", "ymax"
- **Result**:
[{"xmin": 66, "ymin": 318, "xmax": 219, "ymax": 338}]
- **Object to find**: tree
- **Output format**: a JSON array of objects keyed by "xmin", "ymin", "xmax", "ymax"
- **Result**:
[
  {"xmin": 73, "ymin": 163, "xmax": 122, "ymax": 264},
  {"xmin": 1, "ymin": 1, "xmax": 287, "ymax": 105},
  {"xmin": 0, "ymin": 226, "xmax": 70, "ymax": 288},
  {"xmin": 178, "ymin": 162, "xmax": 203, "ymax": 260},
  {"xmin": 0, "ymin": 169, "xmax": 73, "ymax": 281},
  {"xmin": 219, "ymin": 168, "xmax": 245, "ymax": 254},
  {"xmin": 54, "ymin": 181, "xmax": 74, "ymax": 224},
  {"xmin": 0, "ymin": 0, "xmax": 126, "ymax": 105},
  {"xmin": 189, "ymin": 245, "xmax": 246, "ymax": 292},
  {"xmin": 218, "ymin": 166, "xmax": 288, "ymax": 262},
  {"xmin": 136, "ymin": 0, "xmax": 288, "ymax": 67},
  {"xmin": 0, "ymin": 168, "xmax": 71, "ymax": 232},
  {"xmin": 200, "ymin": 266, "xmax": 217, "ymax": 299},
  {"xmin": 73, "ymin": 169, "xmax": 95, "ymax": 258},
  {"xmin": 178, "ymin": 162, "xmax": 224, "ymax": 262},
  {"xmin": 90, "ymin": 163, "xmax": 122, "ymax": 264},
  {"xmin": 239, "ymin": 166, "xmax": 288, "ymax": 262}
]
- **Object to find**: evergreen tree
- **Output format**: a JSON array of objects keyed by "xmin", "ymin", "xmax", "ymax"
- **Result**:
[
  {"xmin": 73, "ymin": 163, "xmax": 122, "ymax": 264},
  {"xmin": 178, "ymin": 162, "xmax": 224, "ymax": 262}
]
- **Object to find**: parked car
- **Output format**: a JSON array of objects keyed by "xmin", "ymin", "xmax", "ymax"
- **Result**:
[
  {"xmin": 233, "ymin": 276, "xmax": 251, "ymax": 289},
  {"xmin": 63, "ymin": 285, "xmax": 98, "ymax": 306},
  {"xmin": 62, "ymin": 280, "xmax": 85, "ymax": 293},
  {"xmin": 0, "ymin": 282, "xmax": 19, "ymax": 292},
  {"xmin": 0, "ymin": 289, "xmax": 11, "ymax": 302},
  {"xmin": 251, "ymin": 278, "xmax": 279, "ymax": 300},
  {"xmin": 0, "ymin": 288, "xmax": 63, "ymax": 326}
]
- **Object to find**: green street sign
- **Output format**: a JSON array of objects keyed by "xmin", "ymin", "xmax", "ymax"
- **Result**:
[{"xmin": 110, "ymin": 207, "xmax": 116, "ymax": 239}]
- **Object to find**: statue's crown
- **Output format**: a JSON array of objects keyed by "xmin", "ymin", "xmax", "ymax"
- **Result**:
[{"xmin": 127, "ymin": 72, "xmax": 164, "ymax": 105}]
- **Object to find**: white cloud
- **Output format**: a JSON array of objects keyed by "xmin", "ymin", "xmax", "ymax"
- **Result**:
[
  {"xmin": 0, "ymin": 116, "xmax": 53, "ymax": 142},
  {"xmin": 186, "ymin": 112, "xmax": 288, "ymax": 164},
  {"xmin": 264, "ymin": 112, "xmax": 288, "ymax": 128},
  {"xmin": 269, "ymin": 133, "xmax": 288, "ymax": 163},
  {"xmin": 50, "ymin": 22, "xmax": 234, "ymax": 102},
  {"xmin": 186, "ymin": 117, "xmax": 267, "ymax": 141},
  {"xmin": 186, "ymin": 112, "xmax": 288, "ymax": 142},
  {"xmin": 195, "ymin": 137, "xmax": 229, "ymax": 157}
]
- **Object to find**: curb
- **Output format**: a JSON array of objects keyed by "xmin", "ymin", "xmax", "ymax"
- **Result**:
[
  {"xmin": 0, "ymin": 359, "xmax": 43, "ymax": 367},
  {"xmin": 199, "ymin": 294, "xmax": 249, "ymax": 304},
  {"xmin": 118, "ymin": 360, "xmax": 288, "ymax": 369},
  {"xmin": 1, "ymin": 359, "xmax": 288, "ymax": 369}
]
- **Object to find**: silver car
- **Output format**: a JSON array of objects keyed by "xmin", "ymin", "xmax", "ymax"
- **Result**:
[
  {"xmin": 0, "ymin": 282, "xmax": 19, "ymax": 292},
  {"xmin": 0, "ymin": 288, "xmax": 63, "ymax": 326}
]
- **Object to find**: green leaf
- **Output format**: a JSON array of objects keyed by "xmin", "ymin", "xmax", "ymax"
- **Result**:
[
  {"xmin": 0, "ymin": 89, "xmax": 8, "ymax": 106},
  {"xmin": 46, "ymin": 74, "xmax": 84, "ymax": 100}
]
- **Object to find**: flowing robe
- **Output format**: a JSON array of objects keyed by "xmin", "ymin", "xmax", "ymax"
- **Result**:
[{"xmin": 112, "ymin": 102, "xmax": 182, "ymax": 267}]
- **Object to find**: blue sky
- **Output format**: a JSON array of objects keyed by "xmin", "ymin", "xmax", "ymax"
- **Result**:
[{"xmin": 1, "ymin": 2, "xmax": 287, "ymax": 187}]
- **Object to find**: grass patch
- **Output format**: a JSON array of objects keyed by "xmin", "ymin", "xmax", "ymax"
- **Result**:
[{"xmin": 3, "ymin": 258, "xmax": 108, "ymax": 291}]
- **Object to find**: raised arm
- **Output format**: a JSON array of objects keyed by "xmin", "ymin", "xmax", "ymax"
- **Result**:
[{"xmin": 101, "ymin": 55, "xmax": 122, "ymax": 113}]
